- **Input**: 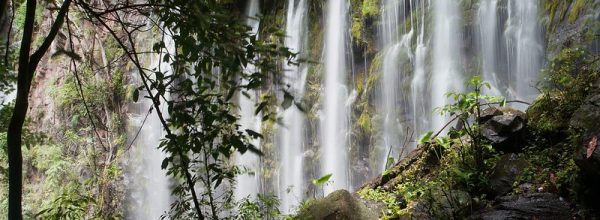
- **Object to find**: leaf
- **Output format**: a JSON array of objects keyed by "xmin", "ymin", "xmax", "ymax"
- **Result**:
[
  {"xmin": 311, "ymin": 173, "xmax": 332, "ymax": 186},
  {"xmin": 385, "ymin": 157, "xmax": 395, "ymax": 170},
  {"xmin": 133, "ymin": 89, "xmax": 140, "ymax": 102},
  {"xmin": 161, "ymin": 158, "xmax": 169, "ymax": 169},
  {"xmin": 587, "ymin": 136, "xmax": 597, "ymax": 159},
  {"xmin": 418, "ymin": 131, "xmax": 434, "ymax": 144},
  {"xmin": 245, "ymin": 129, "xmax": 264, "ymax": 139},
  {"xmin": 248, "ymin": 145, "xmax": 264, "ymax": 156},
  {"xmin": 255, "ymin": 101, "xmax": 267, "ymax": 115}
]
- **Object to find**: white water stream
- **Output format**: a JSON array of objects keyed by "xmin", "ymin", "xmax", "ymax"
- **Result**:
[
  {"xmin": 235, "ymin": 0, "xmax": 262, "ymax": 201},
  {"xmin": 278, "ymin": 0, "xmax": 309, "ymax": 213},
  {"xmin": 129, "ymin": 0, "xmax": 548, "ymax": 213},
  {"xmin": 321, "ymin": 0, "xmax": 350, "ymax": 195}
]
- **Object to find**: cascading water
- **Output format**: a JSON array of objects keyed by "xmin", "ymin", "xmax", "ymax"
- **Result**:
[
  {"xmin": 378, "ymin": 0, "xmax": 414, "ymax": 172},
  {"xmin": 278, "ymin": 0, "xmax": 308, "ymax": 213},
  {"xmin": 0, "ymin": 91, "xmax": 14, "ymax": 104},
  {"xmin": 505, "ymin": 0, "xmax": 544, "ymax": 104},
  {"xmin": 126, "ymin": 36, "xmax": 175, "ymax": 220},
  {"xmin": 235, "ymin": 0, "xmax": 262, "ymax": 201},
  {"xmin": 321, "ymin": 0, "xmax": 350, "ymax": 194},
  {"xmin": 230, "ymin": 0, "xmax": 547, "ymax": 202},
  {"xmin": 478, "ymin": 0, "xmax": 503, "ymax": 97},
  {"xmin": 431, "ymin": 0, "xmax": 464, "ymax": 132},
  {"xmin": 411, "ymin": 0, "xmax": 430, "ymax": 138}
]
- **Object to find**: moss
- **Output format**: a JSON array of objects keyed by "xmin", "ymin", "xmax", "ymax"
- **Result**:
[
  {"xmin": 568, "ymin": 0, "xmax": 587, "ymax": 23},
  {"xmin": 361, "ymin": 0, "xmax": 379, "ymax": 18},
  {"xmin": 357, "ymin": 110, "xmax": 372, "ymax": 133},
  {"xmin": 358, "ymin": 188, "xmax": 404, "ymax": 218},
  {"xmin": 528, "ymin": 47, "xmax": 597, "ymax": 135},
  {"xmin": 351, "ymin": 16, "xmax": 363, "ymax": 44}
]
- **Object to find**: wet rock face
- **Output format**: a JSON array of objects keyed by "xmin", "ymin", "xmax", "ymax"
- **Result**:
[
  {"xmin": 295, "ymin": 190, "xmax": 378, "ymax": 220},
  {"xmin": 572, "ymin": 94, "xmax": 600, "ymax": 177},
  {"xmin": 470, "ymin": 193, "xmax": 571, "ymax": 220},
  {"xmin": 571, "ymin": 94, "xmax": 600, "ymax": 209},
  {"xmin": 480, "ymin": 108, "xmax": 528, "ymax": 153},
  {"xmin": 487, "ymin": 153, "xmax": 528, "ymax": 198}
]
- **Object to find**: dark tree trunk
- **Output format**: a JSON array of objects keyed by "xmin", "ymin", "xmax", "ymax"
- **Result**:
[
  {"xmin": 7, "ymin": 0, "xmax": 36, "ymax": 219},
  {"xmin": 6, "ymin": 0, "xmax": 70, "ymax": 218}
]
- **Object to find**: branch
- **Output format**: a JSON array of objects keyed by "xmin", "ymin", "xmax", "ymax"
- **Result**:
[
  {"xmin": 430, "ymin": 114, "xmax": 461, "ymax": 141},
  {"xmin": 3, "ymin": 0, "xmax": 14, "ymax": 69},
  {"xmin": 65, "ymin": 11, "xmax": 108, "ymax": 151},
  {"xmin": 482, "ymin": 100, "xmax": 531, "ymax": 107},
  {"xmin": 124, "ymin": 106, "xmax": 152, "ymax": 152},
  {"xmin": 28, "ymin": 0, "xmax": 72, "ymax": 75},
  {"xmin": 77, "ymin": 1, "xmax": 205, "ymax": 218}
]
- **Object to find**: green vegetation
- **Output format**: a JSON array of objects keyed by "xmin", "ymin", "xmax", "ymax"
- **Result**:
[{"xmin": 358, "ymin": 44, "xmax": 600, "ymax": 218}]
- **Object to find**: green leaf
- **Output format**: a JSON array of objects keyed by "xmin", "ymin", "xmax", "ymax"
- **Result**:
[
  {"xmin": 255, "ymin": 101, "xmax": 267, "ymax": 115},
  {"xmin": 385, "ymin": 157, "xmax": 395, "ymax": 170},
  {"xmin": 312, "ymin": 173, "xmax": 333, "ymax": 186},
  {"xmin": 418, "ymin": 131, "xmax": 434, "ymax": 144}
]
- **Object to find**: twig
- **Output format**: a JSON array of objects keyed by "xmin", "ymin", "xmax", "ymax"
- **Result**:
[
  {"xmin": 77, "ymin": 1, "xmax": 205, "ymax": 218},
  {"xmin": 430, "ymin": 115, "xmax": 460, "ymax": 141},
  {"xmin": 482, "ymin": 100, "xmax": 531, "ymax": 106},
  {"xmin": 3, "ymin": 0, "xmax": 15, "ymax": 69},
  {"xmin": 66, "ymin": 12, "xmax": 108, "ymax": 151},
  {"xmin": 124, "ymin": 106, "xmax": 153, "ymax": 152}
]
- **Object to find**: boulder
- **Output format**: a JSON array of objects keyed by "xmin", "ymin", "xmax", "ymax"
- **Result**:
[
  {"xmin": 479, "ymin": 107, "xmax": 503, "ymax": 123},
  {"xmin": 295, "ymin": 190, "xmax": 378, "ymax": 220},
  {"xmin": 470, "ymin": 193, "xmax": 571, "ymax": 220},
  {"xmin": 570, "ymin": 94, "xmax": 600, "ymax": 209},
  {"xmin": 487, "ymin": 154, "xmax": 528, "ymax": 198},
  {"xmin": 571, "ymin": 94, "xmax": 600, "ymax": 178},
  {"xmin": 481, "ymin": 108, "xmax": 527, "ymax": 152}
]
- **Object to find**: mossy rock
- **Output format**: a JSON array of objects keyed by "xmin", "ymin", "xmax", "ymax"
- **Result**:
[{"xmin": 295, "ymin": 190, "xmax": 378, "ymax": 220}]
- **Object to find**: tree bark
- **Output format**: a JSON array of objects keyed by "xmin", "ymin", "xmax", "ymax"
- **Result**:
[
  {"xmin": 6, "ymin": 0, "xmax": 70, "ymax": 219},
  {"xmin": 7, "ymin": 0, "xmax": 36, "ymax": 218}
]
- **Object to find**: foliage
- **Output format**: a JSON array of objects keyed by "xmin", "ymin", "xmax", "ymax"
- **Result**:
[
  {"xmin": 35, "ymin": 194, "xmax": 95, "ymax": 220},
  {"xmin": 528, "ymin": 47, "xmax": 598, "ymax": 135},
  {"xmin": 236, "ymin": 195, "xmax": 281, "ymax": 220},
  {"xmin": 518, "ymin": 46, "xmax": 598, "ymax": 210},
  {"xmin": 127, "ymin": 0, "xmax": 295, "ymax": 218},
  {"xmin": 359, "ymin": 188, "xmax": 404, "ymax": 219},
  {"xmin": 438, "ymin": 75, "xmax": 503, "ymax": 172},
  {"xmin": 359, "ymin": 76, "xmax": 506, "ymax": 219},
  {"xmin": 311, "ymin": 173, "xmax": 332, "ymax": 186}
]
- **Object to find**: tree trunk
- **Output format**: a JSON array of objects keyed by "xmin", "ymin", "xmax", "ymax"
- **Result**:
[
  {"xmin": 7, "ymin": 0, "xmax": 36, "ymax": 219},
  {"xmin": 7, "ymin": 0, "xmax": 70, "ymax": 218}
]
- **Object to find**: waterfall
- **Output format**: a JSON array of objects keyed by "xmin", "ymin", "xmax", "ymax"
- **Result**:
[
  {"xmin": 505, "ymin": 0, "xmax": 543, "ymax": 105},
  {"xmin": 321, "ymin": 0, "xmax": 350, "ymax": 194},
  {"xmin": 411, "ymin": 0, "xmax": 429, "ymax": 138},
  {"xmin": 431, "ymin": 0, "xmax": 463, "ymax": 132},
  {"xmin": 378, "ymin": 0, "xmax": 414, "ymax": 172},
  {"xmin": 235, "ymin": 0, "xmax": 262, "ymax": 201},
  {"xmin": 278, "ymin": 0, "xmax": 308, "ymax": 213},
  {"xmin": 478, "ymin": 0, "xmax": 503, "ymax": 97},
  {"xmin": 126, "ymin": 35, "xmax": 175, "ymax": 220},
  {"xmin": 0, "ymin": 90, "xmax": 14, "ymax": 104}
]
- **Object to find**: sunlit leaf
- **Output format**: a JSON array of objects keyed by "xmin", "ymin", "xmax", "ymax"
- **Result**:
[
  {"xmin": 311, "ymin": 173, "xmax": 333, "ymax": 186},
  {"xmin": 418, "ymin": 131, "xmax": 434, "ymax": 144}
]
